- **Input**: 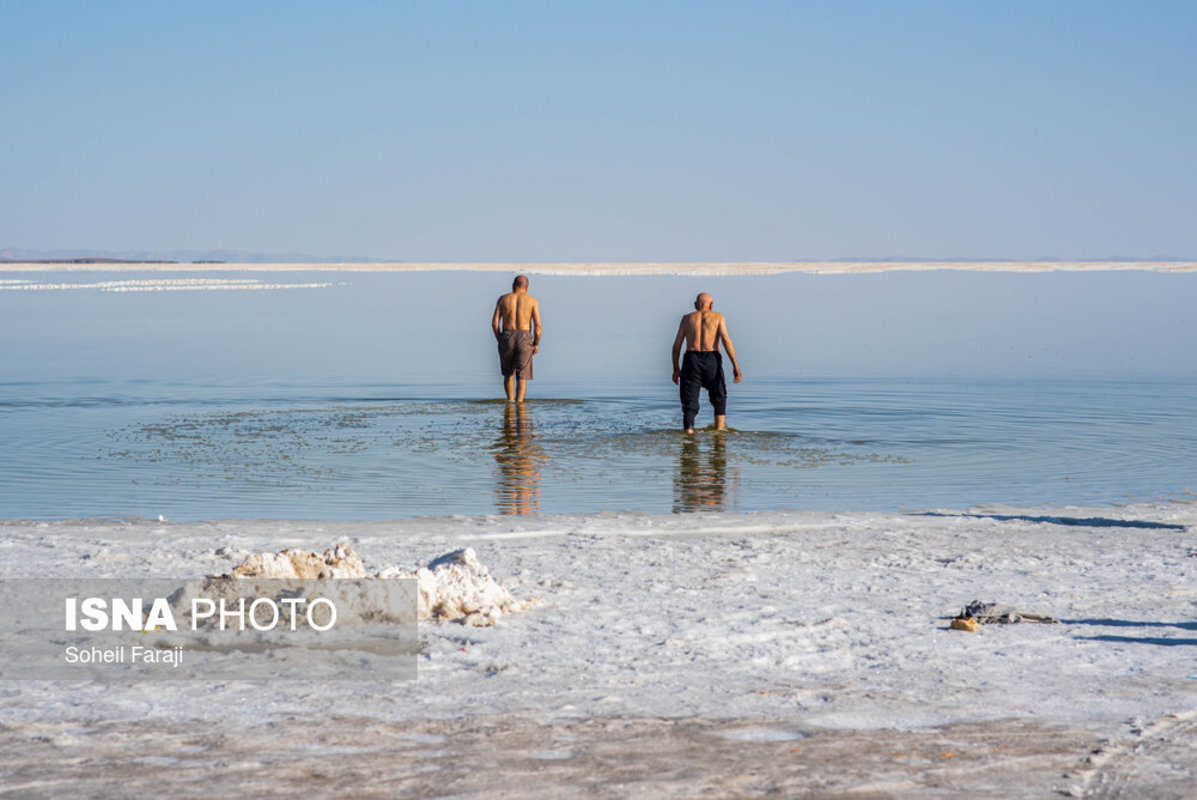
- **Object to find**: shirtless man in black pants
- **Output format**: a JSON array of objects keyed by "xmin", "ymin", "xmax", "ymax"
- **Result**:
[{"xmin": 670, "ymin": 292, "xmax": 743, "ymax": 433}]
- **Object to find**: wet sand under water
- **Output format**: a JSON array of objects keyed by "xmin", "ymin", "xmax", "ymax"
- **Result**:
[{"xmin": 3, "ymin": 713, "xmax": 1196, "ymax": 798}]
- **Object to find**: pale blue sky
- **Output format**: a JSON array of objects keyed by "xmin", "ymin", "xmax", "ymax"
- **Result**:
[{"xmin": 2, "ymin": 1, "xmax": 1194, "ymax": 261}]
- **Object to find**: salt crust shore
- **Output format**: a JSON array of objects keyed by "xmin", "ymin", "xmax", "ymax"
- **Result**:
[
  {"xmin": 2, "ymin": 502, "xmax": 1196, "ymax": 796},
  {"xmin": 2, "ymin": 260, "xmax": 1195, "ymax": 276}
]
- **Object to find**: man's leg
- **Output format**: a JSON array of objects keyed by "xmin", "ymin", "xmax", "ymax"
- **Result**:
[
  {"xmin": 500, "ymin": 333, "xmax": 516, "ymax": 401},
  {"xmin": 709, "ymin": 357, "xmax": 728, "ymax": 431},
  {"xmin": 514, "ymin": 335, "xmax": 532, "ymax": 403},
  {"xmin": 681, "ymin": 391, "xmax": 700, "ymax": 433},
  {"xmin": 680, "ymin": 359, "xmax": 702, "ymax": 433}
]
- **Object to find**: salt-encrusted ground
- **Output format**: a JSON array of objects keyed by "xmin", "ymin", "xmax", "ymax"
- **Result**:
[{"xmin": 2, "ymin": 501, "xmax": 1195, "ymax": 797}]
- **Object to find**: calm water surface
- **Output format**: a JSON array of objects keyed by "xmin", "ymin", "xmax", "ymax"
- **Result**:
[
  {"xmin": 1, "ymin": 377, "xmax": 1194, "ymax": 520},
  {"xmin": 2, "ymin": 270, "xmax": 1195, "ymax": 520}
]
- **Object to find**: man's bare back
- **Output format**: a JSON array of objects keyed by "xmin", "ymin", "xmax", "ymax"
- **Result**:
[
  {"xmin": 677, "ymin": 309, "xmax": 727, "ymax": 353},
  {"xmin": 493, "ymin": 292, "xmax": 540, "ymax": 336}
]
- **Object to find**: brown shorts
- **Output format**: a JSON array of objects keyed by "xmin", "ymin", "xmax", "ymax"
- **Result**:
[{"xmin": 498, "ymin": 329, "xmax": 534, "ymax": 380}]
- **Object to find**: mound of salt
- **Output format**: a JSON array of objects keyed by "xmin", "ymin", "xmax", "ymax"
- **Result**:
[
  {"xmin": 224, "ymin": 543, "xmax": 533, "ymax": 626},
  {"xmin": 231, "ymin": 541, "xmax": 365, "ymax": 580},
  {"xmin": 379, "ymin": 547, "xmax": 536, "ymax": 627}
]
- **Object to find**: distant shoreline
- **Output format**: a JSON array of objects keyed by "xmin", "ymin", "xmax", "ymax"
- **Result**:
[{"xmin": 1, "ymin": 260, "xmax": 1195, "ymax": 275}]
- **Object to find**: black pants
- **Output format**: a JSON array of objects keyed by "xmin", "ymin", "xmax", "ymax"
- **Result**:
[{"xmin": 680, "ymin": 351, "xmax": 727, "ymax": 430}]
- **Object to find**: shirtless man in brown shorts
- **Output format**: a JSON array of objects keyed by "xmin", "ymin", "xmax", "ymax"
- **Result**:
[
  {"xmin": 492, "ymin": 275, "xmax": 542, "ymax": 402},
  {"xmin": 671, "ymin": 292, "xmax": 743, "ymax": 433}
]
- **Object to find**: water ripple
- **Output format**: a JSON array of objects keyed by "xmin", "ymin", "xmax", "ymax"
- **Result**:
[{"xmin": 2, "ymin": 379, "xmax": 1195, "ymax": 520}]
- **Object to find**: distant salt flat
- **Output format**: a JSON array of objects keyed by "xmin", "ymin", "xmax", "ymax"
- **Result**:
[
  {"xmin": 1, "ymin": 260, "xmax": 1195, "ymax": 276},
  {"xmin": 0, "ymin": 277, "xmax": 339, "ymax": 292}
]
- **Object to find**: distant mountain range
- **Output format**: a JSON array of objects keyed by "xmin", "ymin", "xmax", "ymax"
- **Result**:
[{"xmin": 0, "ymin": 247, "xmax": 1189, "ymax": 264}]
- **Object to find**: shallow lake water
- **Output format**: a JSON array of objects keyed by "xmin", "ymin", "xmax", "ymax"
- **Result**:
[{"xmin": 2, "ymin": 269, "xmax": 1195, "ymax": 520}]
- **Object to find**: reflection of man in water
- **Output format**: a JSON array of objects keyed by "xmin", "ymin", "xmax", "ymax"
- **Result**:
[
  {"xmin": 493, "ymin": 403, "xmax": 544, "ymax": 515},
  {"xmin": 671, "ymin": 292, "xmax": 743, "ymax": 433},
  {"xmin": 673, "ymin": 433, "xmax": 731, "ymax": 512},
  {"xmin": 492, "ymin": 275, "xmax": 542, "ymax": 403}
]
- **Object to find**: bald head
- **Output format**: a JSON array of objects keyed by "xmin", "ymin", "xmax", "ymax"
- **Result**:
[
  {"xmin": 694, "ymin": 292, "xmax": 713, "ymax": 310},
  {"xmin": 513, "ymin": 275, "xmax": 529, "ymax": 291}
]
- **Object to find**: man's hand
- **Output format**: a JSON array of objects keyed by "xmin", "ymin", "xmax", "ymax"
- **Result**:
[
  {"xmin": 532, "ymin": 345, "xmax": 539, "ymax": 355},
  {"xmin": 733, "ymin": 369, "xmax": 743, "ymax": 384},
  {"xmin": 672, "ymin": 368, "xmax": 681, "ymax": 385}
]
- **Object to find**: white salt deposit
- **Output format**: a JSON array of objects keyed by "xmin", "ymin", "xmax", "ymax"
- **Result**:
[
  {"xmin": 1, "ymin": 260, "xmax": 1194, "ymax": 277},
  {"xmin": 0, "ymin": 277, "xmax": 337, "ymax": 291},
  {"xmin": 2, "ymin": 502, "xmax": 1195, "ymax": 743},
  {"xmin": 378, "ymin": 547, "xmax": 538, "ymax": 626},
  {"xmin": 229, "ymin": 541, "xmax": 367, "ymax": 579},
  {"xmin": 226, "ymin": 542, "xmax": 535, "ymax": 626}
]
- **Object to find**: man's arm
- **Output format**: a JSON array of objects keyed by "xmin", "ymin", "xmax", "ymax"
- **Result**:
[
  {"xmin": 718, "ymin": 318, "xmax": 742, "ymax": 383},
  {"xmin": 492, "ymin": 299, "xmax": 503, "ymax": 341},
  {"xmin": 671, "ymin": 322, "xmax": 686, "ymax": 384},
  {"xmin": 530, "ymin": 300, "xmax": 541, "ymax": 354}
]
